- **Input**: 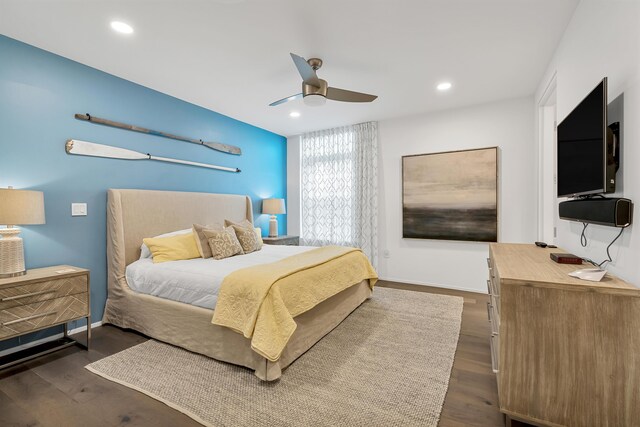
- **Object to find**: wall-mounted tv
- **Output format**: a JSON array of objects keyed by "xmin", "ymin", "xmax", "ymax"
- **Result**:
[{"xmin": 557, "ymin": 77, "xmax": 618, "ymax": 198}]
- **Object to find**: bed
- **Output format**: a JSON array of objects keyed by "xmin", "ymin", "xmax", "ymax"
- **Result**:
[{"xmin": 103, "ymin": 189, "xmax": 373, "ymax": 380}]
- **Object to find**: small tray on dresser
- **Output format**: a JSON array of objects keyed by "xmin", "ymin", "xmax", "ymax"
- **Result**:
[{"xmin": 262, "ymin": 235, "xmax": 300, "ymax": 246}]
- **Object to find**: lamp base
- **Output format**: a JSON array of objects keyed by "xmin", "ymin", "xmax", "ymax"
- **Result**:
[
  {"xmin": 268, "ymin": 216, "xmax": 278, "ymax": 238},
  {"xmin": 0, "ymin": 270, "xmax": 27, "ymax": 279},
  {"xmin": 0, "ymin": 228, "xmax": 26, "ymax": 278}
]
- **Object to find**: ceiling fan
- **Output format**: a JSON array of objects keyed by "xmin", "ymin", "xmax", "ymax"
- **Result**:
[{"xmin": 269, "ymin": 53, "xmax": 378, "ymax": 107}]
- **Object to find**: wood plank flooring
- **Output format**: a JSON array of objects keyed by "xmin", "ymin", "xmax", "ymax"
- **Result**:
[{"xmin": 0, "ymin": 281, "xmax": 518, "ymax": 427}]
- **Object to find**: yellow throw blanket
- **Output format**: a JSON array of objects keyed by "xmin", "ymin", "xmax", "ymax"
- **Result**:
[{"xmin": 212, "ymin": 246, "xmax": 378, "ymax": 362}]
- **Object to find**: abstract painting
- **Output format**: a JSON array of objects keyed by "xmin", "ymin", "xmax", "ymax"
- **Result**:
[{"xmin": 402, "ymin": 147, "xmax": 498, "ymax": 242}]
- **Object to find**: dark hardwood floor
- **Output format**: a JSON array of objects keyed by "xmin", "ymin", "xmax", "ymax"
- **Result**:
[{"xmin": 0, "ymin": 281, "xmax": 514, "ymax": 427}]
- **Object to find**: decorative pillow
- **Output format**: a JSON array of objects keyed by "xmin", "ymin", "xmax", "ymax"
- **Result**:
[
  {"xmin": 204, "ymin": 226, "xmax": 244, "ymax": 260},
  {"xmin": 254, "ymin": 227, "xmax": 264, "ymax": 245},
  {"xmin": 140, "ymin": 228, "xmax": 192, "ymax": 259},
  {"xmin": 224, "ymin": 219, "xmax": 262, "ymax": 254},
  {"xmin": 192, "ymin": 223, "xmax": 223, "ymax": 259},
  {"xmin": 143, "ymin": 233, "xmax": 201, "ymax": 264},
  {"xmin": 223, "ymin": 219, "xmax": 254, "ymax": 229}
]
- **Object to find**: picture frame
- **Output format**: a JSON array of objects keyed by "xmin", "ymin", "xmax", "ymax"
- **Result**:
[{"xmin": 402, "ymin": 147, "xmax": 498, "ymax": 242}]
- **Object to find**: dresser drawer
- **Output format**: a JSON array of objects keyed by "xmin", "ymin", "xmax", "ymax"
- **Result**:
[
  {"xmin": 0, "ymin": 275, "xmax": 87, "ymax": 310},
  {"xmin": 0, "ymin": 293, "xmax": 88, "ymax": 339}
]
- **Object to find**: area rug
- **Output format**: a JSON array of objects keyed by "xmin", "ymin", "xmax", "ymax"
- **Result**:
[{"xmin": 86, "ymin": 287, "xmax": 463, "ymax": 427}]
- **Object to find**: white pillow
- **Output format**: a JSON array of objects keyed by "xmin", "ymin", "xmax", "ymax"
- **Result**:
[{"xmin": 139, "ymin": 228, "xmax": 192, "ymax": 259}]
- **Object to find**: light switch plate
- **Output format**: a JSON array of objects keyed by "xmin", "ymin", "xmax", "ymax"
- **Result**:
[{"xmin": 71, "ymin": 203, "xmax": 87, "ymax": 216}]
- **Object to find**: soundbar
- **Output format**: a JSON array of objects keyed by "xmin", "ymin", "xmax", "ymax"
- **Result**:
[{"xmin": 559, "ymin": 197, "xmax": 633, "ymax": 227}]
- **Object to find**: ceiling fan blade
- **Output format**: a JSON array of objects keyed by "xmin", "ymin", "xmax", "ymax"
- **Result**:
[
  {"xmin": 326, "ymin": 87, "xmax": 378, "ymax": 103},
  {"xmin": 269, "ymin": 93, "xmax": 303, "ymax": 107},
  {"xmin": 290, "ymin": 53, "xmax": 321, "ymax": 87}
]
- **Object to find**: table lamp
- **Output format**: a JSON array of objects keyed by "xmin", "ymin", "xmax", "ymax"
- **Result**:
[
  {"xmin": 262, "ymin": 198, "xmax": 286, "ymax": 237},
  {"xmin": 0, "ymin": 186, "xmax": 45, "ymax": 278}
]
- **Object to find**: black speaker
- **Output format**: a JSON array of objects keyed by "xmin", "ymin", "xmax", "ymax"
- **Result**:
[{"xmin": 559, "ymin": 198, "xmax": 633, "ymax": 227}]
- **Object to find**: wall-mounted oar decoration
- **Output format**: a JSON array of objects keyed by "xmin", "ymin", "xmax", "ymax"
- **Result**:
[
  {"xmin": 75, "ymin": 113, "xmax": 242, "ymax": 155},
  {"xmin": 65, "ymin": 139, "xmax": 241, "ymax": 173}
]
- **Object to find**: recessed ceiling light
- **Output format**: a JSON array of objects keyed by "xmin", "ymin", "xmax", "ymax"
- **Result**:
[
  {"xmin": 110, "ymin": 21, "xmax": 134, "ymax": 34},
  {"xmin": 437, "ymin": 82, "xmax": 452, "ymax": 91},
  {"xmin": 289, "ymin": 111, "xmax": 301, "ymax": 118}
]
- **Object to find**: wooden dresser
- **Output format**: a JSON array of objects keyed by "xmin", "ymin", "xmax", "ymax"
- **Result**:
[
  {"xmin": 0, "ymin": 265, "xmax": 90, "ymax": 369},
  {"xmin": 487, "ymin": 243, "xmax": 640, "ymax": 427}
]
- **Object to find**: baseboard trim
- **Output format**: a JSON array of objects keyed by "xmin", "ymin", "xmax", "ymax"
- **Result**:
[
  {"xmin": 0, "ymin": 320, "xmax": 102, "ymax": 357},
  {"xmin": 379, "ymin": 276, "xmax": 487, "ymax": 295}
]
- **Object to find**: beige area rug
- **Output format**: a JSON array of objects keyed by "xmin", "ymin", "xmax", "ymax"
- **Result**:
[{"xmin": 86, "ymin": 287, "xmax": 463, "ymax": 427}]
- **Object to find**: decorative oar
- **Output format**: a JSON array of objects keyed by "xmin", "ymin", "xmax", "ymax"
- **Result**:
[
  {"xmin": 65, "ymin": 139, "xmax": 240, "ymax": 173},
  {"xmin": 74, "ymin": 113, "xmax": 242, "ymax": 156}
]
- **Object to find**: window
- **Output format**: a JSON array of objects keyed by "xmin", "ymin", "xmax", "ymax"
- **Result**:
[{"xmin": 299, "ymin": 123, "xmax": 378, "ymax": 266}]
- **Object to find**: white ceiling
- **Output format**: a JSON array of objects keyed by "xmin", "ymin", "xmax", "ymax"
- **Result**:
[{"xmin": 0, "ymin": 0, "xmax": 578, "ymax": 137}]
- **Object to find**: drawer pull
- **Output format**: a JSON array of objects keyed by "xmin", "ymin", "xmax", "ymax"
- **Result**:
[
  {"xmin": 486, "ymin": 302, "xmax": 492, "ymax": 322},
  {"xmin": 488, "ymin": 280, "xmax": 500, "ymax": 297},
  {"xmin": 490, "ymin": 334, "xmax": 499, "ymax": 373},
  {"xmin": 1, "ymin": 311, "xmax": 57, "ymax": 327},
  {"xmin": 486, "ymin": 280, "xmax": 492, "ymax": 294},
  {"xmin": 1, "ymin": 290, "xmax": 56, "ymax": 302},
  {"xmin": 486, "ymin": 257, "xmax": 491, "ymax": 268}
]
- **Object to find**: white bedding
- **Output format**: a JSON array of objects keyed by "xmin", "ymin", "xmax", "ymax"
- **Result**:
[{"xmin": 126, "ymin": 244, "xmax": 314, "ymax": 309}]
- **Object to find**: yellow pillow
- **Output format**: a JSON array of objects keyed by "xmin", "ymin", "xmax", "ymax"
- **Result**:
[{"xmin": 143, "ymin": 233, "xmax": 201, "ymax": 263}]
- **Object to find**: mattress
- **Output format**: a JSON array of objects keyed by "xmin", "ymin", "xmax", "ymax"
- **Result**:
[{"xmin": 126, "ymin": 244, "xmax": 313, "ymax": 309}]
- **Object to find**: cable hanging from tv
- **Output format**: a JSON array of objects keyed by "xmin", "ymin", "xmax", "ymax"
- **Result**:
[{"xmin": 580, "ymin": 224, "xmax": 628, "ymax": 268}]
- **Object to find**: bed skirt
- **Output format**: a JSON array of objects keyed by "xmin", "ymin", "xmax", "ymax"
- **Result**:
[{"xmin": 103, "ymin": 277, "xmax": 372, "ymax": 381}]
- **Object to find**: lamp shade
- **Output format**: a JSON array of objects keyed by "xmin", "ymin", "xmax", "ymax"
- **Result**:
[
  {"xmin": 0, "ymin": 188, "xmax": 45, "ymax": 225},
  {"xmin": 262, "ymin": 198, "xmax": 286, "ymax": 215}
]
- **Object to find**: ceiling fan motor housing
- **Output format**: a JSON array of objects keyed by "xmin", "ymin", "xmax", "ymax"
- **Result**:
[
  {"xmin": 303, "ymin": 79, "xmax": 328, "ymax": 96},
  {"xmin": 303, "ymin": 79, "xmax": 328, "ymax": 106}
]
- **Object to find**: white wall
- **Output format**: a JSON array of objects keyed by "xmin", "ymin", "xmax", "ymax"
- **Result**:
[
  {"xmin": 535, "ymin": 0, "xmax": 640, "ymax": 285},
  {"xmin": 378, "ymin": 97, "xmax": 536, "ymax": 292},
  {"xmin": 287, "ymin": 97, "xmax": 537, "ymax": 293}
]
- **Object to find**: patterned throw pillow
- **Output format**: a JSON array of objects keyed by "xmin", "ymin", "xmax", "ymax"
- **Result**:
[
  {"xmin": 224, "ymin": 219, "xmax": 262, "ymax": 254},
  {"xmin": 192, "ymin": 223, "xmax": 223, "ymax": 258},
  {"xmin": 203, "ymin": 226, "xmax": 244, "ymax": 260}
]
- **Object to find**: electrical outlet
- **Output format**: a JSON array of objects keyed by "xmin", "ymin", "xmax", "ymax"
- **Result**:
[{"xmin": 71, "ymin": 203, "xmax": 87, "ymax": 216}]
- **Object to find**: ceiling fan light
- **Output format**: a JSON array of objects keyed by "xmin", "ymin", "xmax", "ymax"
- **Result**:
[{"xmin": 303, "ymin": 94, "xmax": 327, "ymax": 107}]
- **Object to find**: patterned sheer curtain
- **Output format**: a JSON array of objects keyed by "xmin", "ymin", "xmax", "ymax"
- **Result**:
[{"xmin": 300, "ymin": 121, "xmax": 378, "ymax": 267}]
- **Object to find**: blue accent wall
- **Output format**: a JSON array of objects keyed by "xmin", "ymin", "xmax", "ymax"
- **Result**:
[{"xmin": 0, "ymin": 35, "xmax": 286, "ymax": 350}]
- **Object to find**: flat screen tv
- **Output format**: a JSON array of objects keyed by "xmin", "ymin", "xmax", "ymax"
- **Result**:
[{"xmin": 557, "ymin": 77, "xmax": 617, "ymax": 198}]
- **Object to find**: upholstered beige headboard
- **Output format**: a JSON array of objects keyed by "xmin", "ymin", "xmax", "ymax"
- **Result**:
[{"xmin": 107, "ymin": 189, "xmax": 253, "ymax": 270}]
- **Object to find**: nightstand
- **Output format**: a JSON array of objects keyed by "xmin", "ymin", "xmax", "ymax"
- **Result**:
[
  {"xmin": 0, "ymin": 265, "xmax": 90, "ymax": 369},
  {"xmin": 263, "ymin": 235, "xmax": 300, "ymax": 246}
]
